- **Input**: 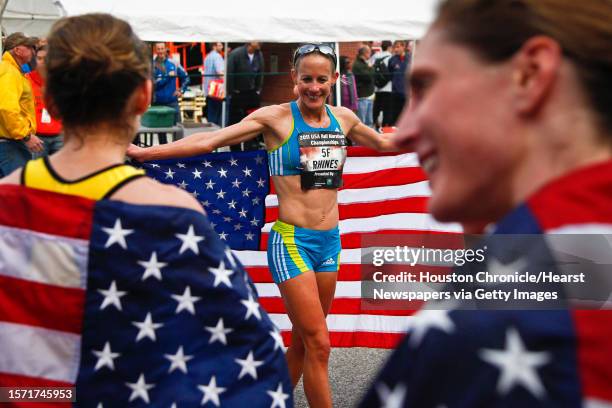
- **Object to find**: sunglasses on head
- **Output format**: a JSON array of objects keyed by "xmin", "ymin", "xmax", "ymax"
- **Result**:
[{"xmin": 293, "ymin": 44, "xmax": 337, "ymax": 66}]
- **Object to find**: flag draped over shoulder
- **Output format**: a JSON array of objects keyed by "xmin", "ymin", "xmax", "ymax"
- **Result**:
[
  {"xmin": 359, "ymin": 161, "xmax": 612, "ymax": 407},
  {"xmin": 141, "ymin": 147, "xmax": 461, "ymax": 349},
  {"xmin": 0, "ymin": 185, "xmax": 292, "ymax": 407}
]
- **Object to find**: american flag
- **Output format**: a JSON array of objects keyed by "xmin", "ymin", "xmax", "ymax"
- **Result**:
[
  {"xmin": 0, "ymin": 185, "xmax": 292, "ymax": 407},
  {"xmin": 141, "ymin": 150, "xmax": 269, "ymax": 251},
  {"xmin": 142, "ymin": 147, "xmax": 462, "ymax": 349},
  {"xmin": 359, "ymin": 161, "xmax": 612, "ymax": 406}
]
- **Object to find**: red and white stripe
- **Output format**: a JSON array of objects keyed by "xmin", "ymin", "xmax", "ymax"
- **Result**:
[
  {"xmin": 0, "ymin": 186, "xmax": 93, "ymax": 389},
  {"xmin": 235, "ymin": 147, "xmax": 462, "ymax": 348}
]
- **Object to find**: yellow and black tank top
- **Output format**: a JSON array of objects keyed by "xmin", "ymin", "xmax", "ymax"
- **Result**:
[{"xmin": 21, "ymin": 157, "xmax": 146, "ymax": 200}]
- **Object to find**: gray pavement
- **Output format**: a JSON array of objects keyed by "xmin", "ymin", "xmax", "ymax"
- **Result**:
[{"xmin": 292, "ymin": 347, "xmax": 392, "ymax": 408}]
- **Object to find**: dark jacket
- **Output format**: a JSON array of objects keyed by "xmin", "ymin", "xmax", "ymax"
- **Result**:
[
  {"xmin": 352, "ymin": 57, "xmax": 375, "ymax": 98},
  {"xmin": 226, "ymin": 45, "xmax": 264, "ymax": 94},
  {"xmin": 388, "ymin": 53, "xmax": 411, "ymax": 95}
]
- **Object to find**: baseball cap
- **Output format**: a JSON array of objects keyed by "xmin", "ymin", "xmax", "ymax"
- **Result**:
[{"xmin": 3, "ymin": 32, "xmax": 38, "ymax": 51}]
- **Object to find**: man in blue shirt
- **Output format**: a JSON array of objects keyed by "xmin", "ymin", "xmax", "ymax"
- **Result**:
[
  {"xmin": 203, "ymin": 42, "xmax": 225, "ymax": 126},
  {"xmin": 387, "ymin": 40, "xmax": 411, "ymax": 125},
  {"xmin": 152, "ymin": 42, "xmax": 190, "ymax": 124}
]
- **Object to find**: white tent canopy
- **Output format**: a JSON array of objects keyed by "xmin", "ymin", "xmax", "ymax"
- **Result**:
[
  {"xmin": 1, "ymin": 0, "xmax": 64, "ymax": 37},
  {"xmin": 2, "ymin": 0, "xmax": 438, "ymax": 42}
]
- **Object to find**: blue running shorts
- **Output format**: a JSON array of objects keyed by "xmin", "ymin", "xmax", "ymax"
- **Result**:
[{"xmin": 267, "ymin": 220, "xmax": 341, "ymax": 284}]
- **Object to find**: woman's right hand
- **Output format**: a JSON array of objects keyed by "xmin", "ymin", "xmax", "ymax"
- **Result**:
[{"xmin": 126, "ymin": 144, "xmax": 148, "ymax": 162}]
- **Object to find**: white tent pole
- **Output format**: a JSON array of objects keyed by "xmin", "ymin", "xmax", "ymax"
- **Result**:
[
  {"xmin": 0, "ymin": 0, "xmax": 8, "ymax": 54},
  {"xmin": 221, "ymin": 41, "xmax": 228, "ymax": 128},
  {"xmin": 334, "ymin": 41, "xmax": 340, "ymax": 106},
  {"xmin": 0, "ymin": 0, "xmax": 8, "ymax": 21}
]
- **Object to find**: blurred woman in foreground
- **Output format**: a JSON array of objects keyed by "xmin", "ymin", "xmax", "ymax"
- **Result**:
[
  {"xmin": 0, "ymin": 14, "xmax": 291, "ymax": 407},
  {"xmin": 361, "ymin": 0, "xmax": 612, "ymax": 406}
]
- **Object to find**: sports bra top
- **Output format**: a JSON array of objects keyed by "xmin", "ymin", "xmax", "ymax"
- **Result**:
[
  {"xmin": 21, "ymin": 157, "xmax": 146, "ymax": 200},
  {"xmin": 267, "ymin": 100, "xmax": 348, "ymax": 189}
]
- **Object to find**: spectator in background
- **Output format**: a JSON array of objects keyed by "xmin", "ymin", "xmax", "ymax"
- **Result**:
[
  {"xmin": 352, "ymin": 45, "xmax": 375, "ymax": 127},
  {"xmin": 0, "ymin": 32, "xmax": 43, "ymax": 177},
  {"xmin": 371, "ymin": 40, "xmax": 394, "ymax": 128},
  {"xmin": 339, "ymin": 56, "xmax": 358, "ymax": 113},
  {"xmin": 226, "ymin": 42, "xmax": 264, "ymax": 151},
  {"xmin": 203, "ymin": 42, "xmax": 225, "ymax": 126},
  {"xmin": 19, "ymin": 36, "xmax": 38, "ymax": 74},
  {"xmin": 152, "ymin": 42, "xmax": 190, "ymax": 124},
  {"xmin": 388, "ymin": 40, "xmax": 411, "ymax": 124},
  {"xmin": 27, "ymin": 44, "xmax": 63, "ymax": 157}
]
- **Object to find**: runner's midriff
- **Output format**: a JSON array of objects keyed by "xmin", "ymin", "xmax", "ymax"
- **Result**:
[{"xmin": 272, "ymin": 174, "xmax": 339, "ymax": 230}]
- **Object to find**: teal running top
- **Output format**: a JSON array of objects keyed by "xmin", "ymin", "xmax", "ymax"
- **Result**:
[{"xmin": 267, "ymin": 101, "xmax": 348, "ymax": 189}]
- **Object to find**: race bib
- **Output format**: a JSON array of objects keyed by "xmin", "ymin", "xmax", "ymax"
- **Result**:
[{"xmin": 298, "ymin": 131, "xmax": 347, "ymax": 189}]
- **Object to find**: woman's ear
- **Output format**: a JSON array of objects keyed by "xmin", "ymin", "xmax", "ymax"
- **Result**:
[
  {"xmin": 331, "ymin": 71, "xmax": 340, "ymax": 84},
  {"xmin": 290, "ymin": 68, "xmax": 297, "ymax": 85},
  {"xmin": 133, "ymin": 79, "xmax": 153, "ymax": 115},
  {"xmin": 510, "ymin": 36, "xmax": 562, "ymax": 116}
]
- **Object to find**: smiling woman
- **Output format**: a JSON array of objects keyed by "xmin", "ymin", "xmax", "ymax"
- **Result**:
[
  {"xmin": 361, "ymin": 0, "xmax": 612, "ymax": 406},
  {"xmin": 396, "ymin": 0, "xmax": 612, "ymax": 226},
  {"xmin": 127, "ymin": 43, "xmax": 400, "ymax": 407}
]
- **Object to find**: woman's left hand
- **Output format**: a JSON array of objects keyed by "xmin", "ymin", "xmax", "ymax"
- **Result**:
[{"xmin": 126, "ymin": 143, "xmax": 147, "ymax": 162}]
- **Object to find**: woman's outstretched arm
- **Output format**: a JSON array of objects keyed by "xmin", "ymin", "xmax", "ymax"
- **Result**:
[
  {"xmin": 127, "ymin": 109, "xmax": 268, "ymax": 161},
  {"xmin": 333, "ymin": 106, "xmax": 399, "ymax": 152}
]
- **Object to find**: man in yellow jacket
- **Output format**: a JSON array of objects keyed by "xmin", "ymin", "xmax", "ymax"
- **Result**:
[{"xmin": 0, "ymin": 33, "xmax": 43, "ymax": 176}]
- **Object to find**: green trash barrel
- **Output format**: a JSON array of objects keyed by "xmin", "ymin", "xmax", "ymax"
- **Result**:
[{"xmin": 141, "ymin": 106, "xmax": 176, "ymax": 127}]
